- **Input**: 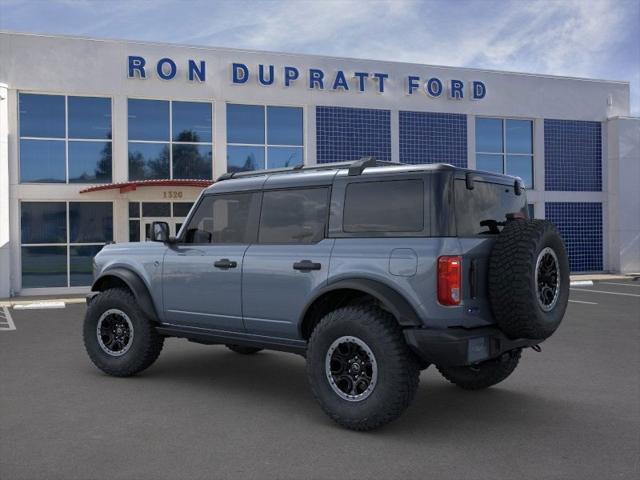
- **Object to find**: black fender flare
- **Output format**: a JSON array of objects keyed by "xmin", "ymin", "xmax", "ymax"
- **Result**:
[
  {"xmin": 299, "ymin": 278, "xmax": 423, "ymax": 330},
  {"xmin": 91, "ymin": 267, "xmax": 158, "ymax": 321}
]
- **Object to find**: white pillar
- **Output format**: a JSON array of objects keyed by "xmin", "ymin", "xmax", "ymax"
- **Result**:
[
  {"xmin": 213, "ymin": 101, "xmax": 227, "ymax": 176},
  {"xmin": 0, "ymin": 83, "xmax": 9, "ymax": 297},
  {"xmin": 390, "ymin": 109, "xmax": 399, "ymax": 163},
  {"xmin": 466, "ymin": 114, "xmax": 475, "ymax": 169}
]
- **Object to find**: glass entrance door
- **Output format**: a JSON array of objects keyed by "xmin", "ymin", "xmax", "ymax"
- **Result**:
[{"xmin": 129, "ymin": 201, "xmax": 193, "ymax": 242}]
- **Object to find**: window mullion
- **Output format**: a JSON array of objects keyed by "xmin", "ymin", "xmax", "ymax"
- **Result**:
[
  {"xmin": 502, "ymin": 119, "xmax": 507, "ymax": 175},
  {"xmin": 264, "ymin": 106, "xmax": 268, "ymax": 169},
  {"xmin": 66, "ymin": 201, "xmax": 70, "ymax": 288},
  {"xmin": 65, "ymin": 96, "xmax": 69, "ymax": 183},
  {"xmin": 169, "ymin": 101, "xmax": 173, "ymax": 179}
]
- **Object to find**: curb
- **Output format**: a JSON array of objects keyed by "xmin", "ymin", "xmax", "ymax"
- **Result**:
[
  {"xmin": 0, "ymin": 298, "xmax": 86, "ymax": 308},
  {"xmin": 13, "ymin": 301, "xmax": 67, "ymax": 310},
  {"xmin": 569, "ymin": 280, "xmax": 594, "ymax": 287}
]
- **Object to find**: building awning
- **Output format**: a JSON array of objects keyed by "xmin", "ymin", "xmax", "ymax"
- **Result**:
[{"xmin": 79, "ymin": 179, "xmax": 213, "ymax": 194}]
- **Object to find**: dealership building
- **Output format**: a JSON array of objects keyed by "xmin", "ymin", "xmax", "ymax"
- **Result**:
[{"xmin": 0, "ymin": 31, "xmax": 638, "ymax": 297}]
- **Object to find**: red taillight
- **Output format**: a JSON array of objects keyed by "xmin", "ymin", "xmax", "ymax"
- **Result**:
[{"xmin": 438, "ymin": 256, "xmax": 462, "ymax": 306}]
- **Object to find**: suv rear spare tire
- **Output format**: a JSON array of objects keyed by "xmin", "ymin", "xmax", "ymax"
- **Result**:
[{"xmin": 488, "ymin": 219, "xmax": 569, "ymax": 340}]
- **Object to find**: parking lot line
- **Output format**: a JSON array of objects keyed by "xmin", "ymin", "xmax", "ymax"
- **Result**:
[
  {"xmin": 0, "ymin": 306, "xmax": 16, "ymax": 331},
  {"xmin": 569, "ymin": 288, "xmax": 640, "ymax": 298},
  {"xmin": 569, "ymin": 299, "xmax": 598, "ymax": 305},
  {"xmin": 600, "ymin": 282, "xmax": 640, "ymax": 288}
]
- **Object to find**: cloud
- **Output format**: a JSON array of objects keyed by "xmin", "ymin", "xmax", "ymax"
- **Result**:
[{"xmin": 1, "ymin": 0, "xmax": 638, "ymax": 113}]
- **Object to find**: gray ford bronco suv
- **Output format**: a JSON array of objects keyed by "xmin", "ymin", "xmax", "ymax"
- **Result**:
[{"xmin": 84, "ymin": 158, "xmax": 569, "ymax": 431}]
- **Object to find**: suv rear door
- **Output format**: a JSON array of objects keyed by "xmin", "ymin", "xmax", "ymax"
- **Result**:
[
  {"xmin": 242, "ymin": 186, "xmax": 333, "ymax": 339},
  {"xmin": 162, "ymin": 192, "xmax": 260, "ymax": 331}
]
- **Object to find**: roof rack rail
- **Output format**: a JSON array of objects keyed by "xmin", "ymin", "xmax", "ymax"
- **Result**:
[
  {"xmin": 348, "ymin": 156, "xmax": 380, "ymax": 176},
  {"xmin": 216, "ymin": 172, "xmax": 235, "ymax": 181},
  {"xmin": 214, "ymin": 158, "xmax": 402, "ymax": 182}
]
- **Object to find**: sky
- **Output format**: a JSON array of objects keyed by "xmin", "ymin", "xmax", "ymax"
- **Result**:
[{"xmin": 1, "ymin": 0, "xmax": 638, "ymax": 114}]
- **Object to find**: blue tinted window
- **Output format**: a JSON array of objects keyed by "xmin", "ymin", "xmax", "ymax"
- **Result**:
[
  {"xmin": 128, "ymin": 99, "xmax": 169, "ymax": 141},
  {"xmin": 476, "ymin": 118, "xmax": 503, "ymax": 153},
  {"xmin": 527, "ymin": 204, "xmax": 535, "ymax": 219},
  {"xmin": 267, "ymin": 106, "xmax": 303, "ymax": 145},
  {"xmin": 70, "ymin": 245, "xmax": 104, "ymax": 286},
  {"xmin": 506, "ymin": 120, "xmax": 532, "ymax": 154},
  {"xmin": 21, "ymin": 202, "xmax": 67, "ymax": 244},
  {"xmin": 20, "ymin": 139, "xmax": 65, "ymax": 183},
  {"xmin": 69, "ymin": 202, "xmax": 113, "ymax": 243},
  {"xmin": 142, "ymin": 203, "xmax": 171, "ymax": 217},
  {"xmin": 68, "ymin": 96, "xmax": 112, "ymax": 139},
  {"xmin": 68, "ymin": 141, "xmax": 112, "ymax": 183},
  {"xmin": 129, "ymin": 202, "xmax": 140, "ymax": 218},
  {"xmin": 21, "ymin": 246, "xmax": 68, "ymax": 288},
  {"xmin": 227, "ymin": 104, "xmax": 264, "ymax": 144},
  {"xmin": 19, "ymin": 93, "xmax": 65, "ymax": 138},
  {"xmin": 227, "ymin": 146, "xmax": 265, "ymax": 172},
  {"xmin": 128, "ymin": 142, "xmax": 170, "ymax": 180},
  {"xmin": 129, "ymin": 220, "xmax": 140, "ymax": 242},
  {"xmin": 173, "ymin": 102, "xmax": 212, "ymax": 143},
  {"xmin": 267, "ymin": 147, "xmax": 303, "ymax": 168},
  {"xmin": 506, "ymin": 155, "xmax": 533, "ymax": 187},
  {"xmin": 476, "ymin": 154, "xmax": 503, "ymax": 174},
  {"xmin": 172, "ymin": 144, "xmax": 212, "ymax": 179},
  {"xmin": 173, "ymin": 203, "xmax": 194, "ymax": 217}
]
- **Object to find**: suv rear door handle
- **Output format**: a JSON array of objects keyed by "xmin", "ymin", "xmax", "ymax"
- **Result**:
[
  {"xmin": 214, "ymin": 258, "xmax": 237, "ymax": 269},
  {"xmin": 293, "ymin": 260, "xmax": 321, "ymax": 271}
]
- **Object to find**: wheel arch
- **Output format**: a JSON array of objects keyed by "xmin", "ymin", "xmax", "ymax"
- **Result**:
[
  {"xmin": 91, "ymin": 267, "xmax": 159, "ymax": 321},
  {"xmin": 299, "ymin": 278, "xmax": 423, "ymax": 339}
]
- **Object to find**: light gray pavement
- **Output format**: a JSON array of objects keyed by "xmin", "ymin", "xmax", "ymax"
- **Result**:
[{"xmin": 1, "ymin": 280, "xmax": 639, "ymax": 480}]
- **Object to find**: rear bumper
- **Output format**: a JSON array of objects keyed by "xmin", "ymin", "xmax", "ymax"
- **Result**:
[{"xmin": 403, "ymin": 326, "xmax": 540, "ymax": 367}]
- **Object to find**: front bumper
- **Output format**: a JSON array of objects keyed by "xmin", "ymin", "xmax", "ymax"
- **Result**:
[{"xmin": 403, "ymin": 326, "xmax": 540, "ymax": 367}]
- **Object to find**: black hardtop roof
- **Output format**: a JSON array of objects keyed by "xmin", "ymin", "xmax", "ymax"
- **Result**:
[{"xmin": 206, "ymin": 157, "xmax": 523, "ymax": 193}]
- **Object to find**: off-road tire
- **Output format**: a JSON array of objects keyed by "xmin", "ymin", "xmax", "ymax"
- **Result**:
[
  {"xmin": 225, "ymin": 344, "xmax": 263, "ymax": 355},
  {"xmin": 437, "ymin": 349, "xmax": 521, "ymax": 390},
  {"xmin": 306, "ymin": 305, "xmax": 420, "ymax": 431},
  {"xmin": 489, "ymin": 219, "xmax": 569, "ymax": 340},
  {"xmin": 83, "ymin": 288, "xmax": 164, "ymax": 377}
]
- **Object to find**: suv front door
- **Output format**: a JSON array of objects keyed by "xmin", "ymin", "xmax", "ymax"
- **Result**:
[
  {"xmin": 162, "ymin": 192, "xmax": 260, "ymax": 331},
  {"xmin": 242, "ymin": 187, "xmax": 333, "ymax": 339}
]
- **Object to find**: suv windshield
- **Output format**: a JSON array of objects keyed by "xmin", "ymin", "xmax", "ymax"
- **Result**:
[{"xmin": 454, "ymin": 179, "xmax": 527, "ymax": 236}]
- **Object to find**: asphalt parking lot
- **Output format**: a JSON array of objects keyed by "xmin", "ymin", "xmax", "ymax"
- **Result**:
[{"xmin": 1, "ymin": 280, "xmax": 639, "ymax": 480}]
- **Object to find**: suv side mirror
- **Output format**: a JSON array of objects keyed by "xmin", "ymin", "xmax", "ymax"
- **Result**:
[{"xmin": 150, "ymin": 221, "xmax": 170, "ymax": 242}]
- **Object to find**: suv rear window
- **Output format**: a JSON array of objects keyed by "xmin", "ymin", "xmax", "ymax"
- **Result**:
[
  {"xmin": 343, "ymin": 180, "xmax": 424, "ymax": 233},
  {"xmin": 259, "ymin": 188, "xmax": 329, "ymax": 244},
  {"xmin": 454, "ymin": 179, "xmax": 527, "ymax": 236}
]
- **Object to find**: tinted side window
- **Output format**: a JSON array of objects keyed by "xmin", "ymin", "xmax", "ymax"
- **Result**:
[
  {"xmin": 454, "ymin": 179, "xmax": 527, "ymax": 236},
  {"xmin": 343, "ymin": 180, "xmax": 424, "ymax": 233},
  {"xmin": 184, "ymin": 193, "xmax": 259, "ymax": 244},
  {"xmin": 259, "ymin": 188, "xmax": 329, "ymax": 244}
]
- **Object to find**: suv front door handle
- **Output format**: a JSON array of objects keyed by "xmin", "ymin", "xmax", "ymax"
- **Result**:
[
  {"xmin": 293, "ymin": 260, "xmax": 321, "ymax": 271},
  {"xmin": 214, "ymin": 258, "xmax": 237, "ymax": 269}
]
